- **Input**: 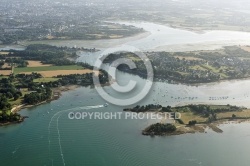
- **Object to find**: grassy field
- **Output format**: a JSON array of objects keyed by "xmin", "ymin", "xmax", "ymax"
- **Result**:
[
  {"xmin": 127, "ymin": 54, "xmax": 141, "ymax": 61},
  {"xmin": 217, "ymin": 110, "xmax": 250, "ymax": 119},
  {"xmin": 189, "ymin": 65, "xmax": 207, "ymax": 71},
  {"xmin": 171, "ymin": 106, "xmax": 207, "ymax": 124},
  {"xmin": 8, "ymin": 88, "xmax": 30, "ymax": 106},
  {"xmin": 0, "ymin": 51, "xmax": 9, "ymax": 55},
  {"xmin": 27, "ymin": 61, "xmax": 52, "ymax": 67},
  {"xmin": 2, "ymin": 63, "xmax": 11, "ymax": 68},
  {"xmin": 33, "ymin": 78, "xmax": 60, "ymax": 83},
  {"xmin": 22, "ymin": 69, "xmax": 97, "ymax": 77},
  {"xmin": 240, "ymin": 46, "xmax": 250, "ymax": 53},
  {"xmin": 14, "ymin": 65, "xmax": 84, "ymax": 74},
  {"xmin": 0, "ymin": 70, "xmax": 12, "ymax": 76},
  {"xmin": 0, "ymin": 75, "xmax": 8, "ymax": 79},
  {"xmin": 172, "ymin": 105, "xmax": 246, "ymax": 124},
  {"xmin": 200, "ymin": 64, "xmax": 219, "ymax": 72},
  {"xmin": 174, "ymin": 56, "xmax": 202, "ymax": 60},
  {"xmin": 200, "ymin": 64, "xmax": 229, "ymax": 78},
  {"xmin": 179, "ymin": 112, "xmax": 207, "ymax": 124},
  {"xmin": 9, "ymin": 97, "xmax": 23, "ymax": 106}
]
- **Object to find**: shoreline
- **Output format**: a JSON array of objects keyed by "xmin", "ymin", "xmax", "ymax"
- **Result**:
[
  {"xmin": 122, "ymin": 19, "xmax": 250, "ymax": 34},
  {"xmin": 116, "ymin": 67, "xmax": 250, "ymax": 87},
  {"xmin": 0, "ymin": 31, "xmax": 150, "ymax": 51},
  {"xmin": 1, "ymin": 85, "xmax": 80, "ymax": 126},
  {"xmin": 124, "ymin": 104, "xmax": 250, "ymax": 136},
  {"xmin": 15, "ymin": 31, "xmax": 151, "ymax": 49},
  {"xmin": 3, "ymin": 21, "xmax": 250, "ymax": 53},
  {"xmin": 11, "ymin": 84, "xmax": 80, "ymax": 113},
  {"xmin": 0, "ymin": 117, "xmax": 27, "ymax": 126},
  {"xmin": 143, "ymin": 119, "xmax": 250, "ymax": 137},
  {"xmin": 4, "ymin": 83, "xmax": 250, "ymax": 135}
]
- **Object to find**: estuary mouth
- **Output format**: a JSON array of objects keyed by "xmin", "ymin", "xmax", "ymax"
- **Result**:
[{"xmin": 2, "ymin": 0, "xmax": 250, "ymax": 166}]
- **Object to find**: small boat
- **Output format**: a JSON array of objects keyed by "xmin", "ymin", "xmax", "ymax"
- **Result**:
[{"xmin": 104, "ymin": 103, "xmax": 109, "ymax": 107}]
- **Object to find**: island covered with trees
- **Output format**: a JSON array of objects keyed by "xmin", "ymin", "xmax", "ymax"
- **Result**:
[
  {"xmin": 124, "ymin": 104, "xmax": 249, "ymax": 136},
  {"xmin": 103, "ymin": 46, "xmax": 250, "ymax": 84},
  {"xmin": 0, "ymin": 44, "xmax": 110, "ymax": 125}
]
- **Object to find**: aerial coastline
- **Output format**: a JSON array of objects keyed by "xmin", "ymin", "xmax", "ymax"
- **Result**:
[
  {"xmin": 124, "ymin": 104, "xmax": 250, "ymax": 136},
  {"xmin": 0, "ymin": 44, "xmax": 110, "ymax": 125},
  {"xmin": 3, "ymin": 43, "xmax": 250, "ymax": 129}
]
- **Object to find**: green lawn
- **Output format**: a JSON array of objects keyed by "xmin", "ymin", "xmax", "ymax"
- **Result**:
[
  {"xmin": 200, "ymin": 64, "xmax": 219, "ymax": 73},
  {"xmin": 180, "ymin": 112, "xmax": 207, "ymax": 124},
  {"xmin": 189, "ymin": 65, "xmax": 207, "ymax": 71},
  {"xmin": 9, "ymin": 98, "xmax": 23, "ymax": 106},
  {"xmin": 14, "ymin": 65, "xmax": 84, "ymax": 74},
  {"xmin": 177, "ymin": 71, "xmax": 189, "ymax": 76},
  {"xmin": 200, "ymin": 64, "xmax": 229, "ymax": 78},
  {"xmin": 0, "ymin": 76, "xmax": 8, "ymax": 79},
  {"xmin": 128, "ymin": 54, "xmax": 141, "ymax": 61},
  {"xmin": 209, "ymin": 105, "xmax": 231, "ymax": 110},
  {"xmin": 1, "ymin": 110, "xmax": 12, "ymax": 115},
  {"xmin": 33, "ymin": 77, "xmax": 60, "ymax": 83},
  {"xmin": 8, "ymin": 88, "xmax": 30, "ymax": 106}
]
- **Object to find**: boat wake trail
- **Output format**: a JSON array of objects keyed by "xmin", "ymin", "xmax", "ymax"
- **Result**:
[
  {"xmin": 12, "ymin": 145, "xmax": 20, "ymax": 155},
  {"xmin": 57, "ymin": 114, "xmax": 65, "ymax": 166},
  {"xmin": 48, "ymin": 104, "xmax": 104, "ymax": 166}
]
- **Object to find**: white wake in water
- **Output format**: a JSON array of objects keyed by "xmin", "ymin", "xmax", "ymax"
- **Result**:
[
  {"xmin": 48, "ymin": 104, "xmax": 104, "ymax": 166},
  {"xmin": 12, "ymin": 145, "xmax": 20, "ymax": 155},
  {"xmin": 57, "ymin": 114, "xmax": 65, "ymax": 166}
]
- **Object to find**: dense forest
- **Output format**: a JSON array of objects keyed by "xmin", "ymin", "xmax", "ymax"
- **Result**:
[
  {"xmin": 142, "ymin": 123, "xmax": 177, "ymax": 136},
  {"xmin": 124, "ymin": 104, "xmax": 171, "ymax": 113}
]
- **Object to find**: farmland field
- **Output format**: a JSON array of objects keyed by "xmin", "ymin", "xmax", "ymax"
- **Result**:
[
  {"xmin": 27, "ymin": 61, "xmax": 52, "ymax": 67},
  {"xmin": 23, "ymin": 69, "xmax": 98, "ymax": 77},
  {"xmin": 14, "ymin": 65, "xmax": 84, "ymax": 74}
]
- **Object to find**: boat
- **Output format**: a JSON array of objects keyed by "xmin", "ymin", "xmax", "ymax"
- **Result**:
[{"xmin": 104, "ymin": 103, "xmax": 109, "ymax": 107}]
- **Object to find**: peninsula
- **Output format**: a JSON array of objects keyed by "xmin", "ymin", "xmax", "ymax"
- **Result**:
[
  {"xmin": 104, "ymin": 46, "xmax": 250, "ymax": 84},
  {"xmin": 124, "ymin": 104, "xmax": 250, "ymax": 136},
  {"xmin": 0, "ymin": 44, "xmax": 110, "ymax": 125}
]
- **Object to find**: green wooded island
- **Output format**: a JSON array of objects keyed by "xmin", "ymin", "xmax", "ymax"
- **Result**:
[{"xmin": 124, "ymin": 104, "xmax": 250, "ymax": 136}]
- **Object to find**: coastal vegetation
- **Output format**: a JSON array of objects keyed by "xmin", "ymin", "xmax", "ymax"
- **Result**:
[
  {"xmin": 0, "ymin": 44, "xmax": 96, "ymax": 77},
  {"xmin": 142, "ymin": 123, "xmax": 176, "ymax": 136},
  {"xmin": 6, "ymin": 44, "xmax": 77, "ymax": 66},
  {"xmin": 125, "ymin": 104, "xmax": 245, "ymax": 124},
  {"xmin": 14, "ymin": 65, "xmax": 84, "ymax": 74},
  {"xmin": 104, "ymin": 46, "xmax": 250, "ymax": 84},
  {"xmin": 0, "ymin": 44, "xmax": 110, "ymax": 125},
  {"xmin": 0, "ymin": 71, "xmax": 109, "ymax": 125},
  {"xmin": 1, "ymin": 21, "xmax": 143, "ymax": 45},
  {"xmin": 124, "ymin": 104, "xmax": 249, "ymax": 136}
]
